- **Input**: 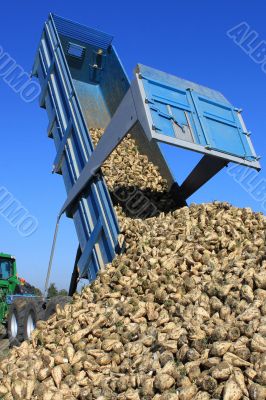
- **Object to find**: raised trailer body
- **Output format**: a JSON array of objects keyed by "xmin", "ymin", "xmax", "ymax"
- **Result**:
[{"xmin": 33, "ymin": 14, "xmax": 260, "ymax": 288}]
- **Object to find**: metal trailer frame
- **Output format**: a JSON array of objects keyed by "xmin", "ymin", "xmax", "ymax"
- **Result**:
[{"xmin": 33, "ymin": 14, "xmax": 261, "ymax": 291}]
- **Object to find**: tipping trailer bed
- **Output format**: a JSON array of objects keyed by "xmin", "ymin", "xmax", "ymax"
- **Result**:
[
  {"xmin": 32, "ymin": 14, "xmax": 130, "ymax": 283},
  {"xmin": 33, "ymin": 14, "xmax": 261, "ymax": 290}
]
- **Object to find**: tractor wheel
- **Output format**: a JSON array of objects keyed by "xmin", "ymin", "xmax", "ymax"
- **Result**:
[
  {"xmin": 45, "ymin": 296, "xmax": 72, "ymax": 320},
  {"xmin": 8, "ymin": 298, "xmax": 27, "ymax": 346},
  {"xmin": 23, "ymin": 300, "xmax": 44, "ymax": 341},
  {"xmin": 8, "ymin": 299, "xmax": 44, "ymax": 346}
]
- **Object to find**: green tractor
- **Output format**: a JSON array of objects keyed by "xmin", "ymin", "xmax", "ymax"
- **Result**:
[
  {"xmin": 0, "ymin": 253, "xmax": 70, "ymax": 346},
  {"xmin": 0, "ymin": 252, "xmax": 44, "ymax": 345}
]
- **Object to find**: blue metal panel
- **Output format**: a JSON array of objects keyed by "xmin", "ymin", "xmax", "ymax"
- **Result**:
[
  {"xmin": 140, "ymin": 65, "xmax": 257, "ymax": 161},
  {"xmin": 142, "ymin": 77, "xmax": 205, "ymax": 145},
  {"xmin": 6, "ymin": 294, "xmax": 37, "ymax": 305},
  {"xmin": 33, "ymin": 15, "xmax": 128, "ymax": 283},
  {"xmin": 139, "ymin": 64, "xmax": 230, "ymax": 104},
  {"xmin": 52, "ymin": 14, "xmax": 113, "ymax": 50},
  {"xmin": 190, "ymin": 92, "xmax": 254, "ymax": 160}
]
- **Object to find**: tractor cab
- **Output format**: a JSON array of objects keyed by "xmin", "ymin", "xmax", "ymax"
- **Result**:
[
  {"xmin": 0, "ymin": 253, "xmax": 18, "ymax": 290},
  {"xmin": 0, "ymin": 254, "xmax": 32, "ymax": 293},
  {"xmin": 0, "ymin": 254, "xmax": 19, "ymax": 324},
  {"xmin": 0, "ymin": 256, "xmax": 15, "ymax": 281}
]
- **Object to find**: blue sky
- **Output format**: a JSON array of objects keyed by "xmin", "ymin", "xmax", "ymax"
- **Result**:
[{"xmin": 0, "ymin": 0, "xmax": 265, "ymax": 290}]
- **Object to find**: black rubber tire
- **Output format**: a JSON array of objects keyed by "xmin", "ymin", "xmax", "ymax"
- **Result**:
[
  {"xmin": 8, "ymin": 298, "xmax": 44, "ymax": 346},
  {"xmin": 45, "ymin": 296, "xmax": 72, "ymax": 320},
  {"xmin": 8, "ymin": 298, "xmax": 27, "ymax": 346},
  {"xmin": 22, "ymin": 300, "xmax": 44, "ymax": 340}
]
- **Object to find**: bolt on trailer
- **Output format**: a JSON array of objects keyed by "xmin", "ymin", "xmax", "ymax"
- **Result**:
[{"xmin": 32, "ymin": 14, "xmax": 261, "ymax": 293}]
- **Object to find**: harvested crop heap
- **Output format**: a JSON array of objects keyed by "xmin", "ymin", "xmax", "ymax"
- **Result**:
[
  {"xmin": 0, "ymin": 130, "xmax": 266, "ymax": 400},
  {"xmin": 90, "ymin": 129, "xmax": 178, "ymax": 217}
]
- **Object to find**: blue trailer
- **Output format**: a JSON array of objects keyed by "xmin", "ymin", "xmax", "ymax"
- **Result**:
[{"xmin": 32, "ymin": 14, "xmax": 261, "ymax": 294}]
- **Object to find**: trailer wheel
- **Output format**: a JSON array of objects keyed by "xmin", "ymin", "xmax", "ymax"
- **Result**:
[
  {"xmin": 23, "ymin": 300, "xmax": 44, "ymax": 340},
  {"xmin": 45, "ymin": 296, "xmax": 72, "ymax": 320},
  {"xmin": 8, "ymin": 298, "xmax": 27, "ymax": 346},
  {"xmin": 8, "ymin": 299, "xmax": 44, "ymax": 346}
]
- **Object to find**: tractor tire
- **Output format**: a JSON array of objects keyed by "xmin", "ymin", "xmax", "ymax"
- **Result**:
[
  {"xmin": 7, "ymin": 298, "xmax": 44, "ymax": 346},
  {"xmin": 45, "ymin": 296, "xmax": 72, "ymax": 320}
]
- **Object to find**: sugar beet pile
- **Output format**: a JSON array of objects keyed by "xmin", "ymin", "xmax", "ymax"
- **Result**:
[{"xmin": 0, "ymin": 130, "xmax": 266, "ymax": 400}]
